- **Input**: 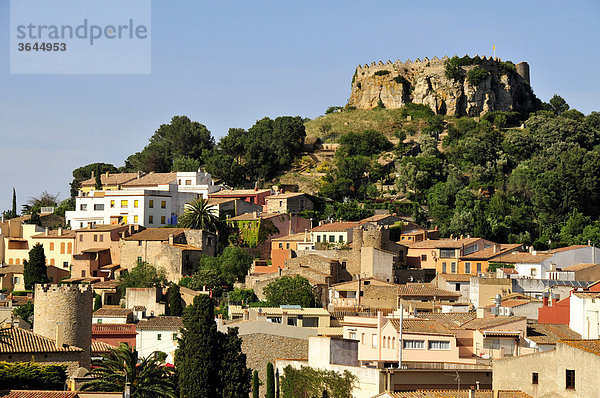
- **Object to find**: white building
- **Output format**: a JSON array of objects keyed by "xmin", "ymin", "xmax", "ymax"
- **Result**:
[
  {"xmin": 136, "ymin": 316, "xmax": 183, "ymax": 364},
  {"xmin": 569, "ymin": 290, "xmax": 600, "ymax": 339},
  {"xmin": 66, "ymin": 171, "xmax": 221, "ymax": 228}
]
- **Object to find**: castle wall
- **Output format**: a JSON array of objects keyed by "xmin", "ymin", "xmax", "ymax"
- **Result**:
[{"xmin": 33, "ymin": 284, "xmax": 93, "ymax": 369}]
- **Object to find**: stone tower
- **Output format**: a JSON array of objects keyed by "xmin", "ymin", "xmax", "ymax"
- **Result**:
[
  {"xmin": 516, "ymin": 61, "xmax": 530, "ymax": 85},
  {"xmin": 33, "ymin": 284, "xmax": 93, "ymax": 369}
]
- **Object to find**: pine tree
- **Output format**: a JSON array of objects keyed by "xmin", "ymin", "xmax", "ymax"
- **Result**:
[
  {"xmin": 94, "ymin": 294, "xmax": 102, "ymax": 311},
  {"xmin": 252, "ymin": 370, "xmax": 259, "ymax": 398},
  {"xmin": 175, "ymin": 295, "xmax": 222, "ymax": 397},
  {"xmin": 166, "ymin": 284, "xmax": 183, "ymax": 316},
  {"xmin": 24, "ymin": 243, "xmax": 48, "ymax": 290},
  {"xmin": 220, "ymin": 328, "xmax": 251, "ymax": 398},
  {"xmin": 266, "ymin": 362, "xmax": 275, "ymax": 398}
]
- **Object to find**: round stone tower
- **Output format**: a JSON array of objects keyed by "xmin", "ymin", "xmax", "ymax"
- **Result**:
[
  {"xmin": 352, "ymin": 227, "xmax": 364, "ymax": 252},
  {"xmin": 362, "ymin": 225, "xmax": 386, "ymax": 249},
  {"xmin": 516, "ymin": 62, "xmax": 530, "ymax": 85},
  {"xmin": 33, "ymin": 284, "xmax": 93, "ymax": 369}
]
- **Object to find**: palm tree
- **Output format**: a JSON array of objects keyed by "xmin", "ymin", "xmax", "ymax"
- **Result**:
[
  {"xmin": 178, "ymin": 197, "xmax": 219, "ymax": 232},
  {"xmin": 82, "ymin": 343, "xmax": 176, "ymax": 398}
]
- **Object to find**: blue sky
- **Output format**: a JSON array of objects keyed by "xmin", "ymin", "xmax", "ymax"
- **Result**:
[{"xmin": 0, "ymin": 0, "xmax": 599, "ymax": 210}]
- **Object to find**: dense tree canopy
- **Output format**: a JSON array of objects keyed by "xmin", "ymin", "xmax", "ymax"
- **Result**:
[{"xmin": 263, "ymin": 276, "xmax": 315, "ymax": 307}]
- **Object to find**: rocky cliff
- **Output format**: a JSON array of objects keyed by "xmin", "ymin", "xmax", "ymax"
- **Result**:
[{"xmin": 347, "ymin": 56, "xmax": 540, "ymax": 117}]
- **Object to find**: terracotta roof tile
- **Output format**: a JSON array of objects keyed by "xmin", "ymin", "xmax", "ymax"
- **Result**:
[
  {"xmin": 545, "ymin": 245, "xmax": 589, "ymax": 254},
  {"xmin": 0, "ymin": 327, "xmax": 83, "ymax": 353},
  {"xmin": 137, "ymin": 316, "xmax": 183, "ymax": 330},
  {"xmin": 397, "ymin": 284, "xmax": 460, "ymax": 298},
  {"xmin": 76, "ymin": 224, "xmax": 129, "ymax": 232},
  {"xmin": 210, "ymin": 189, "xmax": 271, "ymax": 196},
  {"xmin": 91, "ymin": 341, "xmax": 117, "ymax": 353},
  {"xmin": 312, "ymin": 221, "xmax": 360, "ymax": 232},
  {"xmin": 460, "ymin": 316, "xmax": 526, "ymax": 331},
  {"xmin": 389, "ymin": 318, "xmax": 454, "ymax": 336},
  {"xmin": 31, "ymin": 230, "xmax": 76, "ymax": 239},
  {"xmin": 0, "ymin": 264, "xmax": 25, "ymax": 275},
  {"xmin": 121, "ymin": 172, "xmax": 177, "ymax": 187},
  {"xmin": 124, "ymin": 228, "xmax": 186, "ymax": 241},
  {"xmin": 2, "ymin": 391, "xmax": 79, "ymax": 398},
  {"xmin": 460, "ymin": 244, "xmax": 523, "ymax": 260},
  {"xmin": 438, "ymin": 274, "xmax": 472, "ymax": 282},
  {"xmin": 80, "ymin": 172, "xmax": 140, "ymax": 187},
  {"xmin": 92, "ymin": 280, "xmax": 121, "ymax": 289},
  {"xmin": 403, "ymin": 238, "xmax": 483, "ymax": 249},
  {"xmin": 265, "ymin": 192, "xmax": 306, "ymax": 199},
  {"xmin": 527, "ymin": 323, "xmax": 581, "ymax": 345},
  {"xmin": 227, "ymin": 212, "xmax": 282, "ymax": 221},
  {"xmin": 492, "ymin": 252, "xmax": 551, "ymax": 264},
  {"xmin": 272, "ymin": 233, "xmax": 310, "ymax": 242},
  {"xmin": 560, "ymin": 339, "xmax": 600, "ymax": 355},
  {"xmin": 93, "ymin": 307, "xmax": 133, "ymax": 317},
  {"xmin": 415, "ymin": 313, "xmax": 477, "ymax": 329},
  {"xmin": 562, "ymin": 263, "xmax": 599, "ymax": 271}
]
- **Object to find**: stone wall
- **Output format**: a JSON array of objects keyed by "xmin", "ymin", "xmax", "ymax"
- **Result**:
[
  {"xmin": 33, "ymin": 284, "xmax": 93, "ymax": 369},
  {"xmin": 347, "ymin": 56, "xmax": 538, "ymax": 117},
  {"xmin": 240, "ymin": 333, "xmax": 309, "ymax": 398},
  {"xmin": 0, "ymin": 352, "xmax": 82, "ymax": 375}
]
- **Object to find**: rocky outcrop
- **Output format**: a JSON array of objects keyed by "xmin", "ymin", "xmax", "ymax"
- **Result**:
[{"xmin": 347, "ymin": 56, "xmax": 539, "ymax": 117}]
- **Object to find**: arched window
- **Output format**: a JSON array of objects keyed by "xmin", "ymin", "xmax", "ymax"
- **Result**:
[
  {"xmin": 49, "ymin": 242, "xmax": 54, "ymax": 251},
  {"xmin": 15, "ymin": 259, "xmax": 20, "ymax": 265},
  {"xmin": 67, "ymin": 242, "xmax": 72, "ymax": 254},
  {"xmin": 8, "ymin": 258, "xmax": 13, "ymax": 265},
  {"xmin": 60, "ymin": 242, "xmax": 65, "ymax": 254}
]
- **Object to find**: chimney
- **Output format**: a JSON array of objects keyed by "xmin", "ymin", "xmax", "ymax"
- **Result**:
[
  {"xmin": 44, "ymin": 228, "xmax": 49, "ymax": 236},
  {"xmin": 469, "ymin": 388, "xmax": 476, "ymax": 398},
  {"xmin": 542, "ymin": 291, "xmax": 549, "ymax": 306},
  {"xmin": 106, "ymin": 171, "xmax": 110, "ymax": 178},
  {"xmin": 551, "ymin": 294, "xmax": 559, "ymax": 306},
  {"xmin": 243, "ymin": 308, "xmax": 249, "ymax": 321},
  {"xmin": 137, "ymin": 171, "xmax": 142, "ymax": 179},
  {"xmin": 55, "ymin": 322, "xmax": 65, "ymax": 347},
  {"xmin": 476, "ymin": 307, "xmax": 485, "ymax": 318},
  {"xmin": 58, "ymin": 227, "xmax": 63, "ymax": 237},
  {"xmin": 168, "ymin": 234, "xmax": 174, "ymax": 245},
  {"xmin": 282, "ymin": 311, "xmax": 288, "ymax": 326},
  {"xmin": 123, "ymin": 383, "xmax": 131, "ymax": 398},
  {"xmin": 91, "ymin": 170, "xmax": 95, "ymax": 178}
]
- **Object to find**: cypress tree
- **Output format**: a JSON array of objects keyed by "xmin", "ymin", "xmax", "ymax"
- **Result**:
[
  {"xmin": 11, "ymin": 188, "xmax": 17, "ymax": 218},
  {"xmin": 220, "ymin": 327, "xmax": 251, "ymax": 398},
  {"xmin": 94, "ymin": 167, "xmax": 102, "ymax": 190},
  {"xmin": 94, "ymin": 294, "xmax": 102, "ymax": 311},
  {"xmin": 266, "ymin": 362, "xmax": 275, "ymax": 398},
  {"xmin": 252, "ymin": 370, "xmax": 259, "ymax": 398},
  {"xmin": 167, "ymin": 284, "xmax": 184, "ymax": 316},
  {"xmin": 24, "ymin": 243, "xmax": 48, "ymax": 290},
  {"xmin": 175, "ymin": 295, "xmax": 222, "ymax": 397}
]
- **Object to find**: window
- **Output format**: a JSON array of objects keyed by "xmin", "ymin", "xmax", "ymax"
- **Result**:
[
  {"xmin": 361, "ymin": 333, "xmax": 365, "ymax": 344},
  {"xmin": 93, "ymin": 235, "xmax": 98, "ymax": 242},
  {"xmin": 329, "ymin": 235, "xmax": 335, "ymax": 243},
  {"xmin": 279, "ymin": 243, "xmax": 283, "ymax": 249},
  {"xmin": 149, "ymin": 200, "xmax": 154, "ymax": 208},
  {"xmin": 440, "ymin": 249, "xmax": 455, "ymax": 258},
  {"xmin": 161, "ymin": 200, "xmax": 166, "ymax": 209},
  {"xmin": 161, "ymin": 216, "xmax": 166, "ymax": 224},
  {"xmin": 451, "ymin": 262, "xmax": 457, "ymax": 273},
  {"xmin": 134, "ymin": 215, "xmax": 139, "ymax": 223},
  {"xmin": 13, "ymin": 276, "xmax": 19, "ymax": 284},
  {"xmin": 60, "ymin": 242, "xmax": 65, "ymax": 254},
  {"xmin": 138, "ymin": 241, "xmax": 142, "ymax": 246},
  {"xmin": 286, "ymin": 243, "xmax": 290, "ymax": 249},
  {"xmin": 532, "ymin": 372, "xmax": 539, "ymax": 385},
  {"xmin": 110, "ymin": 200, "xmax": 115, "ymax": 208},
  {"xmin": 442, "ymin": 262, "xmax": 447, "ymax": 273},
  {"xmin": 477, "ymin": 263, "xmax": 482, "ymax": 273},
  {"xmin": 339, "ymin": 235, "xmax": 344, "ymax": 242},
  {"xmin": 81, "ymin": 270, "xmax": 86, "ymax": 277},
  {"xmin": 465, "ymin": 262, "xmax": 471, "ymax": 274},
  {"xmin": 50, "ymin": 259, "xmax": 55, "ymax": 266},
  {"xmin": 403, "ymin": 340, "xmax": 424, "ymax": 349},
  {"xmin": 94, "ymin": 204, "xmax": 104, "ymax": 211},
  {"xmin": 15, "ymin": 259, "xmax": 20, "ymax": 265},
  {"xmin": 99, "ymin": 235, "xmax": 103, "ymax": 242},
  {"xmin": 428, "ymin": 340, "xmax": 450, "ymax": 350},
  {"xmin": 185, "ymin": 180, "xmax": 192, "ymax": 185},
  {"xmin": 349, "ymin": 331, "xmax": 356, "ymax": 340},
  {"xmin": 79, "ymin": 235, "xmax": 83, "ymax": 242},
  {"xmin": 455, "ymin": 283, "xmax": 461, "ymax": 291},
  {"xmin": 372, "ymin": 334, "xmax": 378, "ymax": 348},
  {"xmin": 157, "ymin": 334, "xmax": 162, "ymax": 341},
  {"xmin": 172, "ymin": 333, "xmax": 178, "ymax": 341},
  {"xmin": 316, "ymin": 236, "xmax": 321, "ymax": 243},
  {"xmin": 134, "ymin": 200, "xmax": 139, "ymax": 208},
  {"xmin": 121, "ymin": 200, "xmax": 128, "ymax": 208},
  {"xmin": 67, "ymin": 242, "xmax": 72, "ymax": 254},
  {"xmin": 279, "ymin": 200, "xmax": 283, "ymax": 207},
  {"xmin": 207, "ymin": 237, "xmax": 213, "ymax": 246},
  {"xmin": 421, "ymin": 254, "xmax": 427, "ymax": 261},
  {"xmin": 566, "ymin": 369, "xmax": 575, "ymax": 389},
  {"xmin": 341, "ymin": 261, "xmax": 347, "ymax": 269},
  {"xmin": 49, "ymin": 242, "xmax": 54, "ymax": 251},
  {"xmin": 149, "ymin": 215, "xmax": 154, "ymax": 224},
  {"xmin": 63, "ymin": 261, "xmax": 69, "ymax": 268},
  {"xmin": 483, "ymin": 338, "xmax": 500, "ymax": 350},
  {"xmin": 137, "ymin": 256, "xmax": 143, "ymax": 262},
  {"xmin": 97, "ymin": 319, "xmax": 102, "ymax": 324}
]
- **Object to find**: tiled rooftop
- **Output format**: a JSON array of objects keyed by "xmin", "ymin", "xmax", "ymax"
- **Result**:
[
  {"xmin": 121, "ymin": 172, "xmax": 177, "ymax": 187},
  {"xmin": 0, "ymin": 327, "xmax": 83, "ymax": 353},
  {"xmin": 560, "ymin": 339, "xmax": 600, "ymax": 356},
  {"xmin": 93, "ymin": 307, "xmax": 133, "ymax": 317},
  {"xmin": 389, "ymin": 318, "xmax": 454, "ymax": 336},
  {"xmin": 136, "ymin": 316, "xmax": 183, "ymax": 330},
  {"xmin": 402, "ymin": 238, "xmax": 482, "ymax": 249},
  {"xmin": 527, "ymin": 323, "xmax": 581, "ymax": 345},
  {"xmin": 80, "ymin": 172, "xmax": 139, "ymax": 187},
  {"xmin": 124, "ymin": 228, "xmax": 187, "ymax": 241},
  {"xmin": 311, "ymin": 221, "xmax": 360, "ymax": 232},
  {"xmin": 397, "ymin": 283, "xmax": 461, "ymax": 298}
]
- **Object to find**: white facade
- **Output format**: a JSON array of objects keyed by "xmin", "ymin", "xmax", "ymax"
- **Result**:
[
  {"xmin": 570, "ymin": 292, "xmax": 600, "ymax": 339},
  {"xmin": 136, "ymin": 328, "xmax": 180, "ymax": 364},
  {"xmin": 66, "ymin": 172, "xmax": 221, "ymax": 228}
]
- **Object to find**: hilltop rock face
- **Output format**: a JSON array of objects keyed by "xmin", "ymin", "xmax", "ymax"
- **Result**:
[{"xmin": 347, "ymin": 57, "xmax": 539, "ymax": 117}]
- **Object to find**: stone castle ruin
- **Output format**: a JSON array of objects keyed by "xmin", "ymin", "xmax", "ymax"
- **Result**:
[{"xmin": 347, "ymin": 55, "xmax": 538, "ymax": 117}]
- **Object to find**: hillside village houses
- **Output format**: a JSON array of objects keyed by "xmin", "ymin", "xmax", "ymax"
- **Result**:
[{"xmin": 5, "ymin": 177, "xmax": 600, "ymax": 397}]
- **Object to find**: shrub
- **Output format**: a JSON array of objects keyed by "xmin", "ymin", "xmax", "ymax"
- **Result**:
[
  {"xmin": 399, "ymin": 103, "xmax": 435, "ymax": 120},
  {"xmin": 0, "ymin": 362, "xmax": 67, "ymax": 390},
  {"xmin": 325, "ymin": 106, "xmax": 343, "ymax": 115},
  {"xmin": 467, "ymin": 66, "xmax": 490, "ymax": 85},
  {"xmin": 374, "ymin": 70, "xmax": 390, "ymax": 76}
]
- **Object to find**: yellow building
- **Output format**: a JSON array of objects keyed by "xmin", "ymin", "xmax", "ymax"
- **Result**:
[
  {"xmin": 78, "ymin": 172, "xmax": 140, "ymax": 194},
  {"xmin": 31, "ymin": 228, "xmax": 76, "ymax": 271},
  {"xmin": 3, "ymin": 223, "xmax": 44, "ymax": 266},
  {"xmin": 404, "ymin": 237, "xmax": 489, "ymax": 273}
]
